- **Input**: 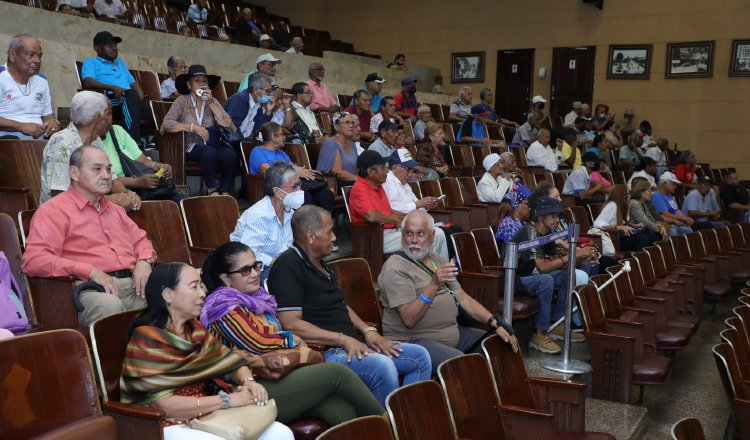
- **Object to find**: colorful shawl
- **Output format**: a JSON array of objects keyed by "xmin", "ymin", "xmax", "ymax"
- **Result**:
[
  {"xmin": 120, "ymin": 321, "xmax": 247, "ymax": 405},
  {"xmin": 200, "ymin": 286, "xmax": 278, "ymax": 328}
]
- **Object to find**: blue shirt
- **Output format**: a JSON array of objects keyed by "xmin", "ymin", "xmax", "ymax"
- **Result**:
[
  {"xmin": 682, "ymin": 188, "xmax": 720, "ymax": 222},
  {"xmin": 652, "ymin": 191, "xmax": 680, "ymax": 215},
  {"xmin": 81, "ymin": 57, "xmax": 134, "ymax": 90},
  {"xmin": 457, "ymin": 118, "xmax": 485, "ymax": 146},
  {"xmin": 476, "ymin": 103, "xmax": 499, "ymax": 121},
  {"xmin": 187, "ymin": 4, "xmax": 207, "ymax": 23},
  {"xmin": 350, "ymin": 88, "xmax": 383, "ymax": 113},
  {"xmin": 249, "ymin": 147, "xmax": 290, "ymax": 174}
]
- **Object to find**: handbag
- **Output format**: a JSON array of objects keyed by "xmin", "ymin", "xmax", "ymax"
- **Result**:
[
  {"xmin": 108, "ymin": 127, "xmax": 177, "ymax": 200},
  {"xmin": 300, "ymin": 173, "xmax": 328, "ymax": 192},
  {"xmin": 189, "ymin": 399, "xmax": 277, "ymax": 440},
  {"xmin": 216, "ymin": 122, "xmax": 243, "ymax": 146},
  {"xmin": 237, "ymin": 347, "xmax": 323, "ymax": 381},
  {"xmin": 586, "ymin": 227, "xmax": 616, "ymax": 256}
]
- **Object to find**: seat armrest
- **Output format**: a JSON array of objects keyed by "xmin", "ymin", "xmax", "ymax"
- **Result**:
[
  {"xmin": 103, "ymin": 401, "xmax": 165, "ymax": 420},
  {"xmin": 500, "ymin": 404, "xmax": 555, "ymax": 440}
]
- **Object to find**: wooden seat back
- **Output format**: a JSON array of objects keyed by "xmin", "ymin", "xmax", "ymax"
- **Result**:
[
  {"xmin": 427, "ymin": 103, "xmax": 444, "ymax": 121},
  {"xmin": 481, "ymin": 334, "xmax": 536, "ymax": 409},
  {"xmin": 89, "ymin": 309, "xmax": 142, "ymax": 402},
  {"xmin": 0, "ymin": 139, "xmax": 47, "ymax": 209},
  {"xmin": 589, "ymin": 274, "xmax": 624, "ymax": 320},
  {"xmin": 282, "ymin": 143, "xmax": 312, "ymax": 168},
  {"xmin": 138, "ymin": 70, "xmax": 161, "ymax": 103},
  {"xmin": 568, "ymin": 205, "xmax": 593, "ymax": 231},
  {"xmin": 419, "ymin": 180, "xmax": 448, "ymax": 209},
  {"xmin": 328, "ymin": 258, "xmax": 382, "ymax": 331},
  {"xmin": 472, "ymin": 145, "xmax": 491, "ymax": 167},
  {"xmin": 239, "ymin": 142, "xmax": 266, "ymax": 204},
  {"xmin": 574, "ymin": 283, "xmax": 608, "ymax": 333},
  {"xmin": 456, "ymin": 176, "xmax": 482, "ymax": 205},
  {"xmin": 606, "ymin": 263, "xmax": 637, "ymax": 307},
  {"xmin": 386, "ymin": 381, "xmax": 457, "ymax": 440},
  {"xmin": 686, "ymin": 233, "xmax": 708, "ymax": 259},
  {"xmin": 671, "ymin": 417, "xmax": 706, "ymax": 440},
  {"xmin": 721, "ymin": 327, "xmax": 750, "ymax": 384},
  {"xmin": 317, "ymin": 415, "xmax": 393, "ymax": 440},
  {"xmin": 224, "ymin": 81, "xmax": 240, "ymax": 97},
  {"xmin": 451, "ymin": 232, "xmax": 484, "ymax": 273},
  {"xmin": 439, "ymin": 178, "xmax": 468, "ymax": 208},
  {"xmin": 127, "ymin": 200, "xmax": 191, "ymax": 264},
  {"xmin": 472, "ymin": 227, "xmax": 500, "ymax": 266},
  {"xmin": 180, "ymin": 196, "xmax": 240, "ymax": 266},
  {"xmin": 713, "ymin": 340, "xmax": 750, "ymax": 440},
  {"xmin": 149, "ymin": 100, "xmax": 172, "ymax": 131},
  {"xmin": 669, "ymin": 235, "xmax": 693, "ymax": 263},
  {"xmin": 552, "ymin": 172, "xmax": 567, "ymax": 192},
  {"xmin": 587, "ymin": 202, "xmax": 604, "ymax": 225},
  {"xmin": 304, "ymin": 143, "xmax": 324, "ymax": 170},
  {"xmin": 633, "ymin": 251, "xmax": 659, "ymax": 286}
]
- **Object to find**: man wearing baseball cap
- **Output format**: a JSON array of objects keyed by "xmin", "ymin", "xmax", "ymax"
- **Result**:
[
  {"xmin": 682, "ymin": 176, "xmax": 730, "ymax": 229},
  {"xmin": 350, "ymin": 73, "xmax": 386, "ymax": 113},
  {"xmin": 651, "ymin": 171, "xmax": 694, "ymax": 235},
  {"xmin": 238, "ymin": 53, "xmax": 281, "ymax": 91},
  {"xmin": 455, "ymin": 104, "xmax": 492, "ymax": 148},
  {"xmin": 394, "ymin": 77, "xmax": 418, "ymax": 122},
  {"xmin": 562, "ymin": 151, "xmax": 605, "ymax": 206},
  {"xmin": 476, "ymin": 153, "xmax": 511, "ymax": 203},
  {"xmin": 563, "ymin": 101, "xmax": 583, "ymax": 127},
  {"xmin": 529, "ymin": 95, "xmax": 547, "ymax": 122},
  {"xmin": 82, "ymin": 31, "xmax": 144, "ymax": 144}
]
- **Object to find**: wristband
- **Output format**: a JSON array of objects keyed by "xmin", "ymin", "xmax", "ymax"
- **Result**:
[
  {"xmin": 218, "ymin": 390, "xmax": 231, "ymax": 409},
  {"xmin": 418, "ymin": 292, "xmax": 433, "ymax": 305}
]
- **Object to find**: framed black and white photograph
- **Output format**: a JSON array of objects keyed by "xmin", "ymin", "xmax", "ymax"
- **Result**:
[
  {"xmin": 729, "ymin": 39, "xmax": 750, "ymax": 77},
  {"xmin": 666, "ymin": 41, "xmax": 714, "ymax": 79},
  {"xmin": 607, "ymin": 44, "xmax": 652, "ymax": 79},
  {"xmin": 451, "ymin": 52, "xmax": 485, "ymax": 83}
]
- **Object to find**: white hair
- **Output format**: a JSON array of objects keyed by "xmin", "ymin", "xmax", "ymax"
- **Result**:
[
  {"xmin": 417, "ymin": 105, "xmax": 431, "ymax": 116},
  {"xmin": 400, "ymin": 210, "xmax": 435, "ymax": 231},
  {"xmin": 459, "ymin": 86, "xmax": 472, "ymax": 97},
  {"xmin": 70, "ymin": 91, "xmax": 109, "ymax": 125}
]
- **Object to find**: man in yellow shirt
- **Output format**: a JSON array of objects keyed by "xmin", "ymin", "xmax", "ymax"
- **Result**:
[{"xmin": 559, "ymin": 129, "xmax": 581, "ymax": 169}]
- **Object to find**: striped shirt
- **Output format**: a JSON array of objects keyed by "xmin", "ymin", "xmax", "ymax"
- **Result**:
[
  {"xmin": 208, "ymin": 307, "xmax": 293, "ymax": 354},
  {"xmin": 229, "ymin": 196, "xmax": 293, "ymax": 266}
]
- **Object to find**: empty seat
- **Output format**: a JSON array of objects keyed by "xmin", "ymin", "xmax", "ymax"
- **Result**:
[
  {"xmin": 385, "ymin": 381, "xmax": 457, "ymax": 440},
  {"xmin": 317, "ymin": 415, "xmax": 393, "ymax": 440},
  {"xmin": 180, "ymin": 195, "xmax": 240, "ymax": 267}
]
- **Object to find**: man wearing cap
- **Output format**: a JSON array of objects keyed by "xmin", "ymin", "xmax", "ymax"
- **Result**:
[
  {"xmin": 286, "ymin": 37, "xmax": 304, "ymax": 55},
  {"xmin": 0, "ymin": 34, "xmax": 59, "ymax": 139},
  {"xmin": 394, "ymin": 77, "xmax": 418, "ymax": 122},
  {"xmin": 562, "ymin": 151, "xmax": 605, "ymax": 205},
  {"xmin": 448, "ymin": 86, "xmax": 472, "ymax": 122},
  {"xmin": 528, "ymin": 95, "xmax": 547, "ymax": 122},
  {"xmin": 477, "ymin": 153, "xmax": 512, "ymax": 203},
  {"xmin": 682, "ymin": 176, "xmax": 730, "ymax": 229},
  {"xmin": 456, "ymin": 104, "xmax": 492, "ymax": 147},
  {"xmin": 645, "ymin": 138, "xmax": 668, "ymax": 178},
  {"xmin": 511, "ymin": 114, "xmax": 540, "ymax": 148},
  {"xmin": 258, "ymin": 34, "xmax": 273, "ymax": 49},
  {"xmin": 349, "ymin": 73, "xmax": 385, "ymax": 113},
  {"xmin": 82, "ymin": 31, "xmax": 144, "ymax": 144},
  {"xmin": 368, "ymin": 120, "xmax": 401, "ymax": 159},
  {"xmin": 306, "ymin": 62, "xmax": 340, "ymax": 114},
  {"xmin": 382, "ymin": 149, "xmax": 450, "ymax": 260},
  {"xmin": 652, "ymin": 172, "xmax": 694, "ymax": 233},
  {"xmin": 238, "ymin": 53, "xmax": 281, "ymax": 91},
  {"xmin": 563, "ymin": 101, "xmax": 583, "ymax": 127},
  {"xmin": 526, "ymin": 129, "xmax": 561, "ymax": 172},
  {"xmin": 345, "ymin": 90, "xmax": 376, "ymax": 143}
]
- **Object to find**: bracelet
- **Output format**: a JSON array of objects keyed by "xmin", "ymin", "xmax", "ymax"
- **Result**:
[
  {"xmin": 418, "ymin": 292, "xmax": 433, "ymax": 305},
  {"xmin": 335, "ymin": 332, "xmax": 343, "ymax": 346},
  {"xmin": 196, "ymin": 397, "xmax": 202, "ymax": 417},
  {"xmin": 243, "ymin": 376, "xmax": 255, "ymax": 383},
  {"xmin": 190, "ymin": 123, "xmax": 194, "ymax": 132},
  {"xmin": 362, "ymin": 326, "xmax": 378, "ymax": 336},
  {"xmin": 218, "ymin": 390, "xmax": 231, "ymax": 410}
]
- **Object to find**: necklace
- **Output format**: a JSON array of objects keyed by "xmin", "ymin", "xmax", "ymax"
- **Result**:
[{"xmin": 9, "ymin": 71, "xmax": 31, "ymax": 96}]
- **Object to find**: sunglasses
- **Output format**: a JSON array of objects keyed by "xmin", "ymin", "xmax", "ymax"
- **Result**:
[{"xmin": 226, "ymin": 261, "xmax": 264, "ymax": 276}]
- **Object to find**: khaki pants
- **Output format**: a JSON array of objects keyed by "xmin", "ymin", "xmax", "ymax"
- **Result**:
[
  {"xmin": 383, "ymin": 227, "xmax": 449, "ymax": 261},
  {"xmin": 76, "ymin": 277, "xmax": 146, "ymax": 327}
]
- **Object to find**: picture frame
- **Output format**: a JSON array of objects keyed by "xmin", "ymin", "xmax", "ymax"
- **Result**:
[
  {"xmin": 729, "ymin": 39, "xmax": 750, "ymax": 77},
  {"xmin": 665, "ymin": 41, "xmax": 714, "ymax": 79},
  {"xmin": 451, "ymin": 52, "xmax": 485, "ymax": 83},
  {"xmin": 606, "ymin": 44, "xmax": 652, "ymax": 79}
]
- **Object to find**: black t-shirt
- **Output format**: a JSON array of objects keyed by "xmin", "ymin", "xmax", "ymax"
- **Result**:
[
  {"xmin": 720, "ymin": 184, "xmax": 749, "ymax": 208},
  {"xmin": 511, "ymin": 225, "xmax": 558, "ymax": 277},
  {"xmin": 268, "ymin": 244, "xmax": 362, "ymax": 341}
]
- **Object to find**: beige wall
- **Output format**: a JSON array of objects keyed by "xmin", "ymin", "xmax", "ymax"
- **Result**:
[{"xmin": 254, "ymin": 0, "xmax": 750, "ymax": 175}]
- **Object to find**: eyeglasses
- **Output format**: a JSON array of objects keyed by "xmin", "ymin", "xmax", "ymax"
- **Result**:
[{"xmin": 226, "ymin": 261, "xmax": 264, "ymax": 276}]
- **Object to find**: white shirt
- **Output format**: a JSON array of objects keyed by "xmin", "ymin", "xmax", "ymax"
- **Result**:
[
  {"xmin": 562, "ymin": 166, "xmax": 590, "ymax": 195},
  {"xmin": 477, "ymin": 172, "xmax": 512, "ymax": 203},
  {"xmin": 526, "ymin": 140, "xmax": 559, "ymax": 172},
  {"xmin": 160, "ymin": 77, "xmax": 177, "ymax": 99},
  {"xmin": 0, "ymin": 69, "xmax": 53, "ymax": 139},
  {"xmin": 593, "ymin": 201, "xmax": 618, "ymax": 229},
  {"xmin": 286, "ymin": 48, "xmax": 303, "ymax": 55},
  {"xmin": 291, "ymin": 101, "xmax": 320, "ymax": 132},
  {"xmin": 229, "ymin": 196, "xmax": 293, "ymax": 267},
  {"xmin": 93, "ymin": 0, "xmax": 125, "ymax": 17},
  {"xmin": 644, "ymin": 146, "xmax": 666, "ymax": 167},
  {"xmin": 58, "ymin": 0, "xmax": 89, "ymax": 7},
  {"xmin": 382, "ymin": 171, "xmax": 419, "ymax": 213},
  {"xmin": 627, "ymin": 170, "xmax": 657, "ymax": 189},
  {"xmin": 563, "ymin": 110, "xmax": 579, "ymax": 127},
  {"xmin": 239, "ymin": 93, "xmax": 261, "ymax": 138}
]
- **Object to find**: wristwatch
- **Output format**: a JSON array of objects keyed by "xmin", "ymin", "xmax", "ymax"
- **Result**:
[
  {"xmin": 362, "ymin": 326, "xmax": 378, "ymax": 336},
  {"xmin": 139, "ymin": 258, "xmax": 154, "ymax": 266}
]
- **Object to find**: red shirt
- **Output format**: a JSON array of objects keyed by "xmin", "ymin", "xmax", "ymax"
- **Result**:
[
  {"xmin": 394, "ymin": 91, "xmax": 418, "ymax": 116},
  {"xmin": 674, "ymin": 163, "xmax": 695, "ymax": 184},
  {"xmin": 344, "ymin": 105, "xmax": 372, "ymax": 134},
  {"xmin": 349, "ymin": 176, "xmax": 395, "ymax": 228},
  {"xmin": 22, "ymin": 186, "xmax": 157, "ymax": 280}
]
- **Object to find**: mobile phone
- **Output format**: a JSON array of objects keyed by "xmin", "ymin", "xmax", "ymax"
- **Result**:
[{"xmin": 437, "ymin": 195, "xmax": 447, "ymax": 201}]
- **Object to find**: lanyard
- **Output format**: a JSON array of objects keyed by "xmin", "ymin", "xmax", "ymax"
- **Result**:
[
  {"xmin": 190, "ymin": 96, "xmax": 205, "ymax": 126},
  {"xmin": 397, "ymin": 252, "xmax": 454, "ymax": 296}
]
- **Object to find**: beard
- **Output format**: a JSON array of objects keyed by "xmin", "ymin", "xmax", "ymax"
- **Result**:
[{"xmin": 404, "ymin": 244, "xmax": 430, "ymax": 260}]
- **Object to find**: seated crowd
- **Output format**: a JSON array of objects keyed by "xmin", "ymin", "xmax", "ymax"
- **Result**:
[{"xmin": 1, "ymin": 26, "xmax": 749, "ymax": 440}]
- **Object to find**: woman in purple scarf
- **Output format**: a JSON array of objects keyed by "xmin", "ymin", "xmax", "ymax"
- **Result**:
[{"xmin": 200, "ymin": 242, "xmax": 383, "ymax": 426}]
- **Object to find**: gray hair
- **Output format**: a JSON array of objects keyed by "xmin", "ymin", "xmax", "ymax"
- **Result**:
[
  {"xmin": 247, "ymin": 72, "xmax": 271, "ymax": 92},
  {"xmin": 69, "ymin": 145, "xmax": 100, "ymax": 167},
  {"xmin": 459, "ymin": 86, "xmax": 472, "ymax": 97},
  {"xmin": 71, "ymin": 91, "xmax": 110, "ymax": 125},
  {"xmin": 291, "ymin": 205, "xmax": 328, "ymax": 242},
  {"xmin": 537, "ymin": 128, "xmax": 551, "ymax": 138},
  {"xmin": 308, "ymin": 62, "xmax": 323, "ymax": 73},
  {"xmin": 167, "ymin": 55, "xmax": 184, "ymax": 68},
  {"xmin": 479, "ymin": 88, "xmax": 492, "ymax": 100},
  {"xmin": 400, "ymin": 210, "xmax": 435, "ymax": 231},
  {"xmin": 263, "ymin": 161, "xmax": 296, "ymax": 197},
  {"xmin": 291, "ymin": 36, "xmax": 303, "ymax": 45},
  {"xmin": 7, "ymin": 34, "xmax": 35, "ymax": 54},
  {"xmin": 417, "ymin": 105, "xmax": 431, "ymax": 116},
  {"xmin": 500, "ymin": 151, "xmax": 514, "ymax": 163},
  {"xmin": 656, "ymin": 138, "xmax": 669, "ymax": 148}
]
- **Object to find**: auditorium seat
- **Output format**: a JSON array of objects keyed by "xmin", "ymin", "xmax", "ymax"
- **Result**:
[
  {"xmin": 644, "ymin": 244, "xmax": 702, "ymax": 316},
  {"xmin": 449, "ymin": 144, "xmax": 481, "ymax": 177},
  {"xmin": 701, "ymin": 229, "xmax": 750, "ymax": 283},
  {"xmin": 713, "ymin": 343, "xmax": 750, "ymax": 439},
  {"xmin": 633, "ymin": 252, "xmax": 699, "ymax": 330},
  {"xmin": 457, "ymin": 176, "xmax": 499, "ymax": 225},
  {"xmin": 328, "ymin": 258, "xmax": 383, "ymax": 332},
  {"xmin": 341, "ymin": 186, "xmax": 386, "ymax": 279},
  {"xmin": 439, "ymin": 177, "xmax": 488, "ymax": 229},
  {"xmin": 406, "ymin": 181, "xmax": 454, "ymax": 225},
  {"xmin": 671, "ymin": 417, "xmax": 706, "ymax": 440},
  {"xmin": 239, "ymin": 142, "xmax": 267, "ymax": 204},
  {"xmin": 126, "ymin": 200, "xmax": 191, "ymax": 264},
  {"xmin": 317, "ymin": 415, "xmax": 393, "ymax": 440},
  {"xmin": 385, "ymin": 381, "xmax": 456, "ymax": 440},
  {"xmin": 720, "ymin": 326, "xmax": 750, "ymax": 386},
  {"xmin": 0, "ymin": 139, "xmax": 47, "ymax": 210},
  {"xmin": 669, "ymin": 234, "xmax": 730, "ymax": 310},
  {"xmin": 179, "ymin": 195, "xmax": 240, "ymax": 267},
  {"xmin": 0, "ymin": 329, "xmax": 117, "ymax": 439},
  {"xmin": 419, "ymin": 179, "xmax": 471, "ymax": 231},
  {"xmin": 427, "ymin": 103, "xmax": 444, "ymax": 122},
  {"xmin": 472, "ymin": 227, "xmax": 501, "ymax": 266},
  {"xmin": 716, "ymin": 227, "xmax": 750, "ymax": 272},
  {"xmin": 0, "ymin": 212, "xmax": 34, "ymax": 327}
]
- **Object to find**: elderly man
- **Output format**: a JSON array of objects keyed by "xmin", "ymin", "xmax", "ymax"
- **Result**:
[
  {"xmin": 82, "ymin": 31, "xmax": 144, "ymax": 144},
  {"xmin": 651, "ymin": 171, "xmax": 694, "ymax": 234},
  {"xmin": 231, "ymin": 162, "xmax": 300, "ymax": 283},
  {"xmin": 94, "ymin": 0, "xmax": 126, "ymax": 19},
  {"xmin": 526, "ymin": 129, "xmax": 560, "ymax": 172},
  {"xmin": 378, "ymin": 210, "xmax": 518, "ymax": 373},
  {"xmin": 456, "ymin": 104, "xmax": 493, "ymax": 147},
  {"xmin": 289, "ymin": 82, "xmax": 323, "ymax": 144},
  {"xmin": 23, "ymin": 146, "xmax": 155, "ymax": 326},
  {"xmin": 0, "ymin": 34, "xmax": 59, "ymax": 139},
  {"xmin": 286, "ymin": 36, "xmax": 304, "ymax": 54},
  {"xmin": 238, "ymin": 53, "xmax": 281, "ymax": 91},
  {"xmin": 394, "ymin": 77, "xmax": 418, "ymax": 122},
  {"xmin": 258, "ymin": 34, "xmax": 273, "ymax": 49},
  {"xmin": 619, "ymin": 133, "xmax": 642, "ymax": 168},
  {"xmin": 619, "ymin": 109, "xmax": 636, "ymax": 138},
  {"xmin": 561, "ymin": 128, "xmax": 582, "ymax": 169},
  {"xmin": 645, "ymin": 138, "xmax": 668, "ymax": 177},
  {"xmin": 225, "ymin": 73, "xmax": 274, "ymax": 141},
  {"xmin": 350, "ymin": 73, "xmax": 385, "ymax": 113},
  {"xmin": 562, "ymin": 151, "xmax": 605, "ymax": 205},
  {"xmin": 344, "ymin": 90, "xmax": 376, "ymax": 143},
  {"xmin": 682, "ymin": 176, "xmax": 730, "ymax": 229},
  {"xmin": 563, "ymin": 101, "xmax": 582, "ymax": 127},
  {"xmin": 41, "ymin": 91, "xmax": 141, "ymax": 210},
  {"xmin": 477, "ymin": 153, "xmax": 511, "ymax": 203},
  {"xmin": 413, "ymin": 105, "xmax": 433, "ymax": 141},
  {"xmin": 448, "ymin": 86, "xmax": 472, "ymax": 121},
  {"xmin": 369, "ymin": 96, "xmax": 406, "ymax": 134},
  {"xmin": 236, "ymin": 8, "xmax": 262, "ymax": 45},
  {"xmin": 476, "ymin": 88, "xmax": 519, "ymax": 128},
  {"xmin": 368, "ymin": 120, "xmax": 400, "ymax": 159},
  {"xmin": 511, "ymin": 114, "xmax": 540, "ymax": 148},
  {"xmin": 720, "ymin": 172, "xmax": 750, "ymax": 222},
  {"xmin": 305, "ymin": 63, "xmax": 340, "ymax": 114},
  {"xmin": 270, "ymin": 205, "xmax": 431, "ymax": 406}
]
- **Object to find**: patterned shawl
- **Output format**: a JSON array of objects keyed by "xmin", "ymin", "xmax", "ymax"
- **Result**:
[
  {"xmin": 120, "ymin": 321, "xmax": 248, "ymax": 405},
  {"xmin": 200, "ymin": 286, "xmax": 277, "ymax": 328}
]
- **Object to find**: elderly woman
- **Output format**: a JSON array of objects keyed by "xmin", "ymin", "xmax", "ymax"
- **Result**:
[
  {"xmin": 161, "ymin": 64, "xmax": 238, "ymax": 196},
  {"xmin": 591, "ymin": 184, "xmax": 659, "ymax": 253},
  {"xmin": 199, "ymin": 242, "xmax": 384, "ymax": 426},
  {"xmin": 416, "ymin": 122, "xmax": 450, "ymax": 178},
  {"xmin": 249, "ymin": 122, "xmax": 334, "ymax": 211},
  {"xmin": 161, "ymin": 56, "xmax": 187, "ymax": 100},
  {"xmin": 629, "ymin": 180, "xmax": 670, "ymax": 240},
  {"xmin": 494, "ymin": 191, "xmax": 530, "ymax": 244},
  {"xmin": 316, "ymin": 112, "xmax": 359, "ymax": 189},
  {"xmin": 120, "ymin": 262, "xmax": 294, "ymax": 440}
]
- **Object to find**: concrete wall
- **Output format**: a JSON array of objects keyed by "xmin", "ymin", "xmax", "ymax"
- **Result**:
[{"xmin": 253, "ymin": 0, "xmax": 750, "ymax": 174}]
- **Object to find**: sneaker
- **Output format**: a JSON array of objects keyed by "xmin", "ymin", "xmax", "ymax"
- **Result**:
[
  {"xmin": 529, "ymin": 331, "xmax": 561, "ymax": 354},
  {"xmin": 549, "ymin": 325, "xmax": 585, "ymax": 343}
]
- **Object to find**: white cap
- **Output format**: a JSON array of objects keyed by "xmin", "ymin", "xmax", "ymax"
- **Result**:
[
  {"xmin": 531, "ymin": 95, "xmax": 547, "ymax": 104},
  {"xmin": 482, "ymin": 153, "xmax": 501, "ymax": 172},
  {"xmin": 259, "ymin": 34, "xmax": 271, "ymax": 42},
  {"xmin": 659, "ymin": 171, "xmax": 682, "ymax": 184},
  {"xmin": 256, "ymin": 53, "xmax": 282, "ymax": 65}
]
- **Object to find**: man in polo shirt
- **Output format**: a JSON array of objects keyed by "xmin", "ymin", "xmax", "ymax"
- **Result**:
[
  {"xmin": 563, "ymin": 101, "xmax": 582, "ymax": 127},
  {"xmin": 456, "ymin": 104, "xmax": 492, "ymax": 147},
  {"xmin": 344, "ymin": 90, "xmax": 376, "ymax": 143},
  {"xmin": 682, "ymin": 176, "xmax": 730, "ymax": 229},
  {"xmin": 305, "ymin": 62, "xmax": 340, "ymax": 114},
  {"xmin": 511, "ymin": 114, "xmax": 540, "ymax": 148},
  {"xmin": 527, "ymin": 129, "xmax": 561, "ymax": 172},
  {"xmin": 720, "ymin": 172, "xmax": 750, "ymax": 222},
  {"xmin": 477, "ymin": 88, "xmax": 519, "ymax": 128},
  {"xmin": 394, "ymin": 77, "xmax": 418, "ymax": 122},
  {"xmin": 448, "ymin": 86, "xmax": 472, "ymax": 121},
  {"xmin": 289, "ymin": 82, "xmax": 323, "ymax": 144},
  {"xmin": 0, "ymin": 34, "xmax": 59, "ymax": 139},
  {"xmin": 23, "ymin": 146, "xmax": 155, "ymax": 327},
  {"xmin": 81, "ymin": 31, "xmax": 144, "ymax": 144},
  {"xmin": 562, "ymin": 151, "xmax": 604, "ymax": 206},
  {"xmin": 368, "ymin": 120, "xmax": 400, "ymax": 159},
  {"xmin": 651, "ymin": 171, "xmax": 695, "ymax": 233},
  {"xmin": 238, "ymin": 53, "xmax": 281, "ymax": 91}
]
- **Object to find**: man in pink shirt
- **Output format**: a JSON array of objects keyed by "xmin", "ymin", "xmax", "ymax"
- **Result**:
[
  {"xmin": 22, "ymin": 146, "xmax": 156, "ymax": 326},
  {"xmin": 305, "ymin": 62, "xmax": 340, "ymax": 114}
]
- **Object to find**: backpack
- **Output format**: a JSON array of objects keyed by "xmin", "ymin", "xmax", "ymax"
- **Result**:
[{"xmin": 0, "ymin": 251, "xmax": 30, "ymax": 332}]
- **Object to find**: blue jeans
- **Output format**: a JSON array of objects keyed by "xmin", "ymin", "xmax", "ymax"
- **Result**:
[
  {"xmin": 324, "ymin": 342, "xmax": 431, "ymax": 406},
  {"xmin": 411, "ymin": 326, "xmax": 486, "ymax": 376},
  {"xmin": 546, "ymin": 269, "xmax": 586, "ymax": 327},
  {"xmin": 520, "ymin": 274, "xmax": 555, "ymax": 331},
  {"xmin": 668, "ymin": 225, "xmax": 693, "ymax": 236}
]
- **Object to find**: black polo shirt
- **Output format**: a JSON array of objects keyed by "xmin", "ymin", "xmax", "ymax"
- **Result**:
[
  {"xmin": 720, "ymin": 184, "xmax": 749, "ymax": 208},
  {"xmin": 269, "ymin": 244, "xmax": 362, "ymax": 341}
]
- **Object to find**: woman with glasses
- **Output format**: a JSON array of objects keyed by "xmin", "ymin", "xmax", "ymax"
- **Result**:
[
  {"xmin": 200, "ymin": 242, "xmax": 384, "ymax": 425},
  {"xmin": 316, "ymin": 112, "xmax": 359, "ymax": 190}
]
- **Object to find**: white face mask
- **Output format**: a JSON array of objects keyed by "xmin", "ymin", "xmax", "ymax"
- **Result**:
[{"xmin": 278, "ymin": 188, "xmax": 304, "ymax": 209}]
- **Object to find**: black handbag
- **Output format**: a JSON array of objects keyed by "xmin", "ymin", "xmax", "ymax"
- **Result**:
[
  {"xmin": 300, "ymin": 173, "xmax": 328, "ymax": 192},
  {"xmin": 215, "ymin": 122, "xmax": 243, "ymax": 146},
  {"xmin": 109, "ymin": 127, "xmax": 177, "ymax": 201}
]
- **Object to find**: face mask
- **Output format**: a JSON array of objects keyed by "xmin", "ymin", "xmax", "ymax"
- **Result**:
[
  {"xmin": 592, "ymin": 162, "xmax": 601, "ymax": 171},
  {"xmin": 408, "ymin": 86, "xmax": 417, "ymax": 95},
  {"xmin": 258, "ymin": 94, "xmax": 270, "ymax": 104},
  {"xmin": 278, "ymin": 188, "xmax": 304, "ymax": 209}
]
